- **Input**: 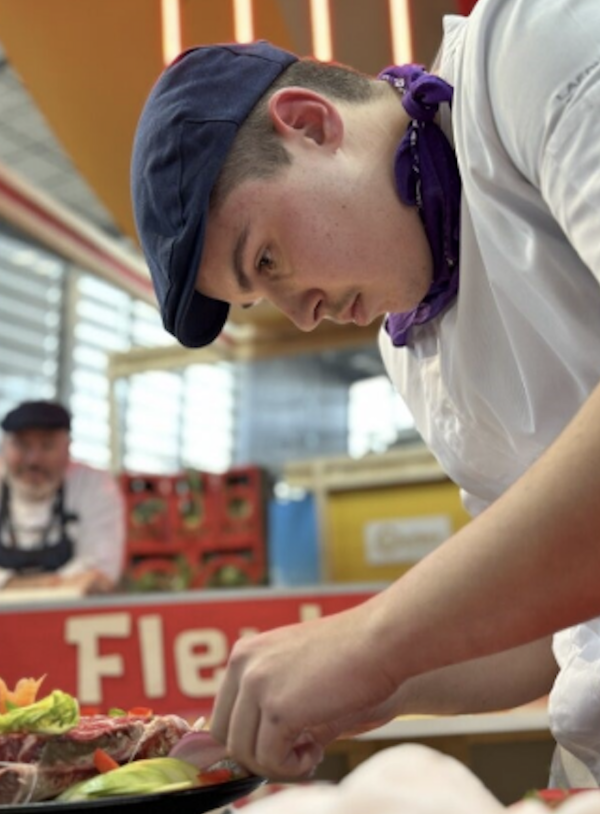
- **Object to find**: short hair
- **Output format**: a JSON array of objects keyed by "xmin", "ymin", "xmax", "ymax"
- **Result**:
[{"xmin": 210, "ymin": 57, "xmax": 381, "ymax": 210}]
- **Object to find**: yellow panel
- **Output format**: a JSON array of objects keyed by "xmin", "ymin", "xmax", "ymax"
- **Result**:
[{"xmin": 327, "ymin": 480, "xmax": 471, "ymax": 583}]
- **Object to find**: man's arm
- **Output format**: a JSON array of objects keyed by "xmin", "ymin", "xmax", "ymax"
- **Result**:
[
  {"xmin": 307, "ymin": 636, "xmax": 557, "ymax": 744},
  {"xmin": 384, "ymin": 636, "xmax": 556, "ymax": 718},
  {"xmin": 374, "ymin": 380, "xmax": 600, "ymax": 686},
  {"xmin": 58, "ymin": 468, "xmax": 126, "ymax": 591},
  {"xmin": 210, "ymin": 380, "xmax": 600, "ymax": 778}
]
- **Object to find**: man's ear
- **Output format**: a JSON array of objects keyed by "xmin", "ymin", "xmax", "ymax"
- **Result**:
[{"xmin": 267, "ymin": 87, "xmax": 344, "ymax": 150}]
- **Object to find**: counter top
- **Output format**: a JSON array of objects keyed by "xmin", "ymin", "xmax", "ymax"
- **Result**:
[{"xmin": 357, "ymin": 701, "xmax": 550, "ymax": 740}]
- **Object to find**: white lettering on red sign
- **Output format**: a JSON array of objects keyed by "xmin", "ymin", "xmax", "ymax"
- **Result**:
[
  {"xmin": 299, "ymin": 603, "xmax": 322, "ymax": 621},
  {"xmin": 138, "ymin": 614, "xmax": 166, "ymax": 698},
  {"xmin": 64, "ymin": 602, "xmax": 326, "ymax": 705},
  {"xmin": 174, "ymin": 629, "xmax": 227, "ymax": 696},
  {"xmin": 65, "ymin": 613, "xmax": 130, "ymax": 703}
]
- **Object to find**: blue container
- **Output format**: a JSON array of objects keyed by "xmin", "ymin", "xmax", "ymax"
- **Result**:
[{"xmin": 267, "ymin": 493, "xmax": 321, "ymax": 586}]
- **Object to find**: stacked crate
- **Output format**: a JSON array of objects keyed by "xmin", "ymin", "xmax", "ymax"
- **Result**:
[
  {"xmin": 191, "ymin": 466, "xmax": 268, "ymax": 589},
  {"xmin": 121, "ymin": 473, "xmax": 186, "ymax": 591},
  {"xmin": 121, "ymin": 466, "xmax": 269, "ymax": 590}
]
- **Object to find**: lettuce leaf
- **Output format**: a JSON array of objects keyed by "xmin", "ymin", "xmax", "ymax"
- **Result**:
[
  {"xmin": 0, "ymin": 689, "xmax": 79, "ymax": 734},
  {"xmin": 57, "ymin": 757, "xmax": 200, "ymax": 801}
]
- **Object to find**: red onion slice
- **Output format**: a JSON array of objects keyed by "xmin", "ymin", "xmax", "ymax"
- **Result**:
[{"xmin": 167, "ymin": 730, "xmax": 229, "ymax": 771}]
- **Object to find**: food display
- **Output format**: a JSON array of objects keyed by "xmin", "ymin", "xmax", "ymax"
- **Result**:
[
  {"xmin": 0, "ymin": 676, "xmax": 254, "ymax": 807},
  {"xmin": 526, "ymin": 789, "xmax": 599, "ymax": 810}
]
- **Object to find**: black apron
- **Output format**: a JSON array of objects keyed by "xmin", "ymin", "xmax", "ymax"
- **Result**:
[{"xmin": 0, "ymin": 481, "xmax": 77, "ymax": 573}]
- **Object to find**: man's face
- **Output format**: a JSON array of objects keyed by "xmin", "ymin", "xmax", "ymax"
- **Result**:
[
  {"xmin": 197, "ymin": 122, "xmax": 433, "ymax": 331},
  {"xmin": 3, "ymin": 428, "xmax": 70, "ymax": 500}
]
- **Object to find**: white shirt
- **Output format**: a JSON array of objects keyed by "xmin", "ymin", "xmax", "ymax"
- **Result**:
[
  {"xmin": 379, "ymin": 0, "xmax": 600, "ymax": 787},
  {"xmin": 0, "ymin": 461, "xmax": 125, "ymax": 588}
]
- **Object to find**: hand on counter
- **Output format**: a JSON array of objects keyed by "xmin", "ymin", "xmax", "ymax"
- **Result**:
[
  {"xmin": 4, "ymin": 568, "xmax": 114, "ymax": 595},
  {"xmin": 4, "ymin": 573, "xmax": 62, "ymax": 590}
]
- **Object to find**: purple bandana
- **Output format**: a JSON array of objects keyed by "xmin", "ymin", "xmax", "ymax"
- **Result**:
[{"xmin": 379, "ymin": 64, "xmax": 461, "ymax": 347}]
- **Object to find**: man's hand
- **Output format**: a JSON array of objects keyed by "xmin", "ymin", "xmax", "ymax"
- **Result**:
[
  {"xmin": 210, "ymin": 604, "xmax": 397, "ymax": 781},
  {"xmin": 4, "ymin": 569, "xmax": 114, "ymax": 595},
  {"xmin": 59, "ymin": 569, "xmax": 114, "ymax": 595},
  {"xmin": 4, "ymin": 573, "xmax": 61, "ymax": 590}
]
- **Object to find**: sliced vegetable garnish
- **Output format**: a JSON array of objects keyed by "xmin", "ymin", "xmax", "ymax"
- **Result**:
[
  {"xmin": 128, "ymin": 706, "xmax": 153, "ymax": 717},
  {"xmin": 0, "ymin": 689, "xmax": 79, "ymax": 734},
  {"xmin": 197, "ymin": 768, "xmax": 234, "ymax": 786},
  {"xmin": 57, "ymin": 757, "xmax": 200, "ymax": 801},
  {"xmin": 94, "ymin": 748, "xmax": 120, "ymax": 774},
  {"xmin": 0, "ymin": 675, "xmax": 46, "ymax": 714},
  {"xmin": 167, "ymin": 730, "xmax": 229, "ymax": 770}
]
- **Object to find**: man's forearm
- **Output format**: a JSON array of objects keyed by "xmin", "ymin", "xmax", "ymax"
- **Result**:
[
  {"xmin": 324, "ymin": 636, "xmax": 556, "ymax": 743},
  {"xmin": 388, "ymin": 636, "xmax": 556, "ymax": 717},
  {"xmin": 369, "ymin": 380, "xmax": 600, "ymax": 688}
]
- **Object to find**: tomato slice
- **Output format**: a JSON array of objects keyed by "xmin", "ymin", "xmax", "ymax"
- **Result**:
[
  {"xmin": 93, "ymin": 748, "xmax": 120, "ymax": 774},
  {"xmin": 127, "ymin": 706, "xmax": 153, "ymax": 717},
  {"xmin": 197, "ymin": 768, "xmax": 234, "ymax": 786},
  {"xmin": 534, "ymin": 788, "xmax": 597, "ymax": 809},
  {"xmin": 80, "ymin": 705, "xmax": 102, "ymax": 716}
]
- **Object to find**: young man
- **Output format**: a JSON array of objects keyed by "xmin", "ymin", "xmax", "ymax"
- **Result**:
[
  {"xmin": 131, "ymin": 0, "xmax": 600, "ymax": 787},
  {"xmin": 0, "ymin": 400, "xmax": 125, "ymax": 594}
]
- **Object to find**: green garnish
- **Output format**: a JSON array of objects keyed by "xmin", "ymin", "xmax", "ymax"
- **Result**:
[
  {"xmin": 57, "ymin": 757, "xmax": 200, "ymax": 801},
  {"xmin": 0, "ymin": 689, "xmax": 79, "ymax": 734}
]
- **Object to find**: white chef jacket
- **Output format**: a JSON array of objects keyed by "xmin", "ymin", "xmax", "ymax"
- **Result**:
[
  {"xmin": 379, "ymin": 0, "xmax": 600, "ymax": 787},
  {"xmin": 0, "ymin": 461, "xmax": 125, "ymax": 588}
]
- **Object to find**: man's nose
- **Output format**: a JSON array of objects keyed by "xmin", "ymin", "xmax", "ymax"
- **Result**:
[
  {"xmin": 23, "ymin": 447, "xmax": 42, "ymax": 464},
  {"xmin": 270, "ymin": 290, "xmax": 318, "ymax": 333}
]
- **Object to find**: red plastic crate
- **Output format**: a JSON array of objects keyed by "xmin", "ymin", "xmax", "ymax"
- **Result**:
[
  {"xmin": 119, "ymin": 467, "xmax": 272, "ymax": 587},
  {"xmin": 214, "ymin": 466, "xmax": 268, "ymax": 540},
  {"xmin": 121, "ymin": 474, "xmax": 173, "ymax": 549},
  {"xmin": 191, "ymin": 550, "xmax": 268, "ymax": 588},
  {"xmin": 169, "ymin": 470, "xmax": 220, "ymax": 545},
  {"xmin": 125, "ymin": 554, "xmax": 195, "ymax": 592}
]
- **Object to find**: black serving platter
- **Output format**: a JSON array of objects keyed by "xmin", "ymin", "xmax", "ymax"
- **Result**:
[{"xmin": 0, "ymin": 775, "xmax": 265, "ymax": 814}]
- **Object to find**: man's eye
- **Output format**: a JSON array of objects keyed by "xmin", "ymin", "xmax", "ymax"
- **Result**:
[{"xmin": 258, "ymin": 251, "xmax": 275, "ymax": 273}]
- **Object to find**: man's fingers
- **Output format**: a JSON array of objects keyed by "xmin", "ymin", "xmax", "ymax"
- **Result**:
[
  {"xmin": 254, "ymin": 714, "xmax": 323, "ymax": 780},
  {"xmin": 224, "ymin": 690, "xmax": 261, "ymax": 773},
  {"xmin": 213, "ymin": 672, "xmax": 321, "ymax": 779},
  {"xmin": 209, "ymin": 662, "xmax": 240, "ymax": 746}
]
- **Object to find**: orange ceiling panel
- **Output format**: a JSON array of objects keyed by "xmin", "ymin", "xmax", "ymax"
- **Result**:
[
  {"xmin": 0, "ymin": 0, "xmax": 165, "ymax": 242},
  {"xmin": 0, "ymin": 0, "xmax": 457, "ymax": 332},
  {"xmin": 180, "ymin": 0, "xmax": 236, "ymax": 50}
]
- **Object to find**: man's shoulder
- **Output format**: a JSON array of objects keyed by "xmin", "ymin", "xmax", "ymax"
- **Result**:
[{"xmin": 65, "ymin": 461, "xmax": 118, "ymax": 489}]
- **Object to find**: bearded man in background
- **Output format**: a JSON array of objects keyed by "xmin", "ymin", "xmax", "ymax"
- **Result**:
[{"xmin": 0, "ymin": 400, "xmax": 124, "ymax": 595}]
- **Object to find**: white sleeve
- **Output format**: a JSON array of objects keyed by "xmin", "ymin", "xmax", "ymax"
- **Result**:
[
  {"xmin": 59, "ymin": 467, "xmax": 126, "ymax": 584},
  {"xmin": 486, "ymin": 0, "xmax": 600, "ymax": 282},
  {"xmin": 539, "ymin": 83, "xmax": 600, "ymax": 284}
]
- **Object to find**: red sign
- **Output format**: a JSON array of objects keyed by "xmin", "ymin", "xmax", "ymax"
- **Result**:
[{"xmin": 0, "ymin": 587, "xmax": 376, "ymax": 719}]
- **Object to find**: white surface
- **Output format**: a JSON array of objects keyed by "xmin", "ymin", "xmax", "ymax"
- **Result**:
[
  {"xmin": 356, "ymin": 704, "xmax": 550, "ymax": 740},
  {"xmin": 0, "ymin": 585, "xmax": 84, "ymax": 604}
]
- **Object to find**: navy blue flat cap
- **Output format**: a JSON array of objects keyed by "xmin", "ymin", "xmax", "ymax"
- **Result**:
[
  {"xmin": 131, "ymin": 41, "xmax": 298, "ymax": 348},
  {"xmin": 2, "ymin": 401, "xmax": 71, "ymax": 433}
]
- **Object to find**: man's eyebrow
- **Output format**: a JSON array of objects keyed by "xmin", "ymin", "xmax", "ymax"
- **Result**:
[{"xmin": 233, "ymin": 224, "xmax": 252, "ymax": 294}]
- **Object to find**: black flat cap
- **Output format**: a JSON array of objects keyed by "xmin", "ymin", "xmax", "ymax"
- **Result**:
[
  {"xmin": 1, "ymin": 401, "xmax": 71, "ymax": 433},
  {"xmin": 131, "ymin": 40, "xmax": 298, "ymax": 348}
]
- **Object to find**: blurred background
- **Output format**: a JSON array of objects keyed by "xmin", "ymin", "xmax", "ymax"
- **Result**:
[{"xmin": 0, "ymin": 0, "xmax": 475, "ymax": 592}]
